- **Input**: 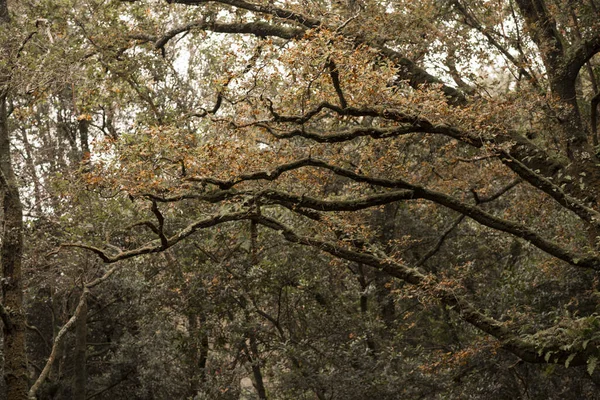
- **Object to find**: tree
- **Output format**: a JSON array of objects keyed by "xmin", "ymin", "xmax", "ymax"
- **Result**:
[
  {"xmin": 2, "ymin": 0, "xmax": 600, "ymax": 398},
  {"xmin": 78, "ymin": 0, "xmax": 600, "ymax": 365},
  {"xmin": 1, "ymin": 1, "xmax": 32, "ymax": 397},
  {"xmin": 0, "ymin": 1, "xmax": 103, "ymax": 397}
]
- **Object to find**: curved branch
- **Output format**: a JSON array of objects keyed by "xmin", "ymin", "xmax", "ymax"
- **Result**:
[
  {"xmin": 262, "ymin": 101, "xmax": 567, "ymax": 189},
  {"xmin": 151, "ymin": 200, "xmax": 168, "ymax": 249},
  {"xmin": 182, "ymin": 158, "xmax": 599, "ymax": 270},
  {"xmin": 497, "ymin": 151, "xmax": 600, "ymax": 225},
  {"xmin": 259, "ymin": 107, "xmax": 591, "ymax": 218},
  {"xmin": 417, "ymin": 179, "xmax": 521, "ymax": 267},
  {"xmin": 188, "ymin": 156, "xmax": 597, "ymax": 227},
  {"xmin": 146, "ymin": 0, "xmax": 467, "ymax": 104},
  {"xmin": 62, "ymin": 210, "xmax": 254, "ymax": 266},
  {"xmin": 259, "ymin": 122, "xmax": 472, "ymax": 144},
  {"xmin": 167, "ymin": 0, "xmax": 320, "ymax": 28},
  {"xmin": 132, "ymin": 20, "xmax": 304, "ymax": 48},
  {"xmin": 566, "ymin": 33, "xmax": 600, "ymax": 79},
  {"xmin": 265, "ymin": 101, "xmax": 418, "ymax": 124},
  {"xmin": 270, "ymin": 186, "xmax": 600, "ymax": 270},
  {"xmin": 258, "ymin": 189, "xmax": 415, "ymax": 211},
  {"xmin": 417, "ymin": 215, "xmax": 465, "ymax": 267}
]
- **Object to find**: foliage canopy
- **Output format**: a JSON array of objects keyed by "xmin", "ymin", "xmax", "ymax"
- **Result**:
[{"xmin": 2, "ymin": 0, "xmax": 600, "ymax": 398}]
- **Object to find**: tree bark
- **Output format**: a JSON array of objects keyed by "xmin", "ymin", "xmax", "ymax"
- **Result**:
[
  {"xmin": 373, "ymin": 203, "xmax": 397, "ymax": 329},
  {"xmin": 514, "ymin": 0, "xmax": 600, "ymax": 191},
  {"xmin": 246, "ymin": 330, "xmax": 267, "ymax": 400},
  {"xmin": 72, "ymin": 295, "xmax": 87, "ymax": 400},
  {"xmin": 0, "ymin": 0, "xmax": 7, "ymax": 22},
  {"xmin": 18, "ymin": 128, "xmax": 42, "ymax": 214},
  {"xmin": 187, "ymin": 312, "xmax": 209, "ymax": 397},
  {"xmin": 0, "ymin": 93, "xmax": 28, "ymax": 400},
  {"xmin": 0, "ymin": 2, "xmax": 28, "ymax": 397},
  {"xmin": 0, "ymin": 2, "xmax": 28, "ymax": 393}
]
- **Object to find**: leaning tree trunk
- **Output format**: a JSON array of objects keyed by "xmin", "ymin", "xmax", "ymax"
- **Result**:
[{"xmin": 72, "ymin": 295, "xmax": 87, "ymax": 400}]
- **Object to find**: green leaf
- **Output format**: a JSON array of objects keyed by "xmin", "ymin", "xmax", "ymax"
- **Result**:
[
  {"xmin": 544, "ymin": 351, "xmax": 553, "ymax": 362},
  {"xmin": 544, "ymin": 364, "xmax": 556, "ymax": 375},
  {"xmin": 587, "ymin": 356, "xmax": 598, "ymax": 376},
  {"xmin": 565, "ymin": 353, "xmax": 576, "ymax": 368}
]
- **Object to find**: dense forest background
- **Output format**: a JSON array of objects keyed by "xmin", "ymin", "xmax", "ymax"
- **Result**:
[{"xmin": 1, "ymin": 0, "xmax": 600, "ymax": 399}]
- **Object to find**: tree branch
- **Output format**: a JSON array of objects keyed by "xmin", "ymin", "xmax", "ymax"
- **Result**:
[
  {"xmin": 181, "ymin": 158, "xmax": 600, "ymax": 270},
  {"xmin": 62, "ymin": 210, "xmax": 255, "ymax": 267},
  {"xmin": 145, "ymin": 0, "xmax": 467, "ymax": 104},
  {"xmin": 417, "ymin": 179, "xmax": 521, "ymax": 267},
  {"xmin": 417, "ymin": 215, "xmax": 466, "ymax": 267},
  {"xmin": 253, "ymin": 214, "xmax": 600, "ymax": 366},
  {"xmin": 167, "ymin": 0, "xmax": 320, "ymax": 28},
  {"xmin": 28, "ymin": 289, "xmax": 89, "ymax": 400},
  {"xmin": 514, "ymin": 0, "xmax": 565, "ymax": 65},
  {"xmin": 591, "ymin": 91, "xmax": 600, "ymax": 146},
  {"xmin": 452, "ymin": 0, "xmax": 539, "ymax": 87},
  {"xmin": 151, "ymin": 200, "xmax": 168, "ymax": 249},
  {"xmin": 327, "ymin": 58, "xmax": 348, "ymax": 109},
  {"xmin": 261, "ymin": 101, "xmax": 567, "ymax": 190},
  {"xmin": 565, "ymin": 33, "xmax": 600, "ymax": 80},
  {"xmin": 497, "ymin": 151, "xmax": 600, "ymax": 225},
  {"xmin": 131, "ymin": 20, "xmax": 304, "ymax": 49}
]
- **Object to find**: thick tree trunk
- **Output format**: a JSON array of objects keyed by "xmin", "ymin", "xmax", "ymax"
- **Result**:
[
  {"xmin": 0, "ymin": 93, "xmax": 28, "ymax": 399},
  {"xmin": 0, "ymin": 3, "xmax": 28, "ymax": 398},
  {"xmin": 514, "ymin": 0, "xmax": 600, "ymax": 208}
]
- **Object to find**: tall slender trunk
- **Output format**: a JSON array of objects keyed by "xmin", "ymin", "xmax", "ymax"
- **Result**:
[
  {"xmin": 374, "ymin": 203, "xmax": 397, "ymax": 329},
  {"xmin": 72, "ymin": 295, "xmax": 87, "ymax": 400},
  {"xmin": 246, "ymin": 220, "xmax": 267, "ymax": 399},
  {"xmin": 19, "ymin": 128, "xmax": 42, "ymax": 214},
  {"xmin": 247, "ymin": 330, "xmax": 267, "ymax": 400},
  {"xmin": 187, "ymin": 312, "xmax": 209, "ymax": 397}
]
